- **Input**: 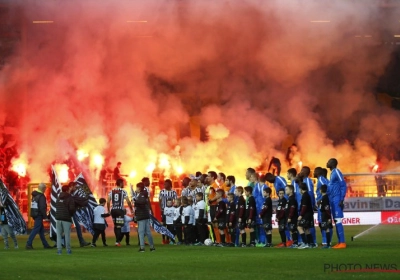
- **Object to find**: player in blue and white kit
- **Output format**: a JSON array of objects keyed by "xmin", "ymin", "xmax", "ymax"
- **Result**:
[
  {"xmin": 314, "ymin": 167, "xmax": 329, "ymax": 246},
  {"xmin": 299, "ymin": 166, "xmax": 317, "ymax": 247},
  {"xmin": 322, "ymin": 168, "xmax": 330, "ymax": 193},
  {"xmin": 227, "ymin": 176, "xmax": 237, "ymax": 195},
  {"xmin": 265, "ymin": 173, "xmax": 287, "ymax": 197},
  {"xmin": 327, "ymin": 158, "xmax": 347, "ymax": 249},
  {"xmin": 253, "ymin": 173, "xmax": 266, "ymax": 246},
  {"xmin": 287, "ymin": 168, "xmax": 301, "ymax": 210}
]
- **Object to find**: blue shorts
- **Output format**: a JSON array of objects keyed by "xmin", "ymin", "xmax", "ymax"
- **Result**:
[{"xmin": 330, "ymin": 200, "xmax": 344, "ymax": 219}]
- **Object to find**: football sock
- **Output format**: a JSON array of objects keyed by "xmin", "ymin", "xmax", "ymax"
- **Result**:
[
  {"xmin": 279, "ymin": 230, "xmax": 286, "ymax": 243},
  {"xmin": 336, "ymin": 223, "xmax": 345, "ymax": 243},
  {"xmin": 230, "ymin": 233, "xmax": 236, "ymax": 245},
  {"xmin": 255, "ymin": 225, "xmax": 260, "ymax": 242},
  {"xmin": 258, "ymin": 225, "xmax": 266, "ymax": 244},
  {"xmin": 301, "ymin": 233, "xmax": 306, "ymax": 244},
  {"xmin": 306, "ymin": 234, "xmax": 313, "ymax": 245},
  {"xmin": 292, "ymin": 232, "xmax": 298, "ymax": 244},
  {"xmin": 250, "ymin": 232, "xmax": 256, "ymax": 244},
  {"xmin": 220, "ymin": 234, "xmax": 225, "ymax": 244},
  {"xmin": 335, "ymin": 224, "xmax": 340, "ymax": 242},
  {"xmin": 320, "ymin": 227, "xmax": 327, "ymax": 244},
  {"xmin": 266, "ymin": 234, "xmax": 272, "ymax": 244},
  {"xmin": 285, "ymin": 229, "xmax": 292, "ymax": 241},
  {"xmin": 176, "ymin": 227, "xmax": 183, "ymax": 242},
  {"xmin": 241, "ymin": 233, "xmax": 246, "ymax": 244},
  {"xmin": 236, "ymin": 228, "xmax": 240, "ymax": 245},
  {"xmin": 224, "ymin": 229, "xmax": 231, "ymax": 243},
  {"xmin": 214, "ymin": 227, "xmax": 221, "ymax": 243},
  {"xmin": 325, "ymin": 231, "xmax": 331, "ymax": 246}
]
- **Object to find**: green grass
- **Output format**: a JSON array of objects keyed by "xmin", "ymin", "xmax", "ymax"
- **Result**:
[{"xmin": 1, "ymin": 225, "xmax": 400, "ymax": 279}]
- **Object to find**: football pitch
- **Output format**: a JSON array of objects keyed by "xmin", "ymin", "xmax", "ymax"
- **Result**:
[{"xmin": 1, "ymin": 225, "xmax": 399, "ymax": 280}]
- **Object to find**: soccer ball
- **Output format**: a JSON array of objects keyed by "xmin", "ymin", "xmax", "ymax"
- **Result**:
[{"xmin": 204, "ymin": 239, "xmax": 213, "ymax": 246}]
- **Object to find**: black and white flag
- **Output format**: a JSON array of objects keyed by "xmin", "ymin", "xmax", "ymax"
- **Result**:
[
  {"xmin": 50, "ymin": 165, "xmax": 61, "ymax": 241},
  {"xmin": 0, "ymin": 179, "xmax": 27, "ymax": 235},
  {"xmin": 72, "ymin": 173, "xmax": 98, "ymax": 235},
  {"xmin": 149, "ymin": 214, "xmax": 175, "ymax": 241}
]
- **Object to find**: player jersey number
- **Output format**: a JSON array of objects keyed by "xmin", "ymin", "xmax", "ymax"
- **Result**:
[{"xmin": 113, "ymin": 193, "xmax": 120, "ymax": 202}]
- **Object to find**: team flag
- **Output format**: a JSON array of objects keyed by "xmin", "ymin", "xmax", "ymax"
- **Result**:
[
  {"xmin": 149, "ymin": 214, "xmax": 175, "ymax": 241},
  {"xmin": 50, "ymin": 165, "xmax": 61, "ymax": 241},
  {"xmin": 72, "ymin": 173, "xmax": 98, "ymax": 235},
  {"xmin": 0, "ymin": 179, "xmax": 27, "ymax": 235}
]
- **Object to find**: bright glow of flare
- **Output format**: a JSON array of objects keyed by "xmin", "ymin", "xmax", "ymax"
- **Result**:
[
  {"xmin": 92, "ymin": 191, "xmax": 99, "ymax": 202},
  {"xmin": 146, "ymin": 162, "xmax": 156, "ymax": 174},
  {"xmin": 11, "ymin": 154, "xmax": 28, "ymax": 177},
  {"xmin": 298, "ymin": 161, "xmax": 303, "ymax": 170},
  {"xmin": 92, "ymin": 154, "xmax": 104, "ymax": 168},
  {"xmin": 158, "ymin": 154, "xmax": 170, "ymax": 170},
  {"xmin": 129, "ymin": 170, "xmax": 137, "ymax": 178},
  {"xmin": 372, "ymin": 164, "xmax": 379, "ymax": 173},
  {"xmin": 54, "ymin": 164, "xmax": 69, "ymax": 183},
  {"xmin": 175, "ymin": 166, "xmax": 183, "ymax": 175},
  {"xmin": 77, "ymin": 150, "xmax": 89, "ymax": 161},
  {"xmin": 12, "ymin": 163, "xmax": 27, "ymax": 177}
]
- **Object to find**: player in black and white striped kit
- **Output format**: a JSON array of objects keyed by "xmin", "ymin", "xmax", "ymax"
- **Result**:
[
  {"xmin": 158, "ymin": 179, "xmax": 177, "ymax": 244},
  {"xmin": 159, "ymin": 179, "xmax": 178, "ymax": 210},
  {"xmin": 107, "ymin": 179, "xmax": 133, "ymax": 247}
]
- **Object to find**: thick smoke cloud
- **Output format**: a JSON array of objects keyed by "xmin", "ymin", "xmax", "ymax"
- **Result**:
[{"xmin": 1, "ymin": 0, "xmax": 399, "ymax": 186}]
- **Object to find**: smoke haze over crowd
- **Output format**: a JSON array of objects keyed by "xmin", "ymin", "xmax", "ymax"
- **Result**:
[{"xmin": 0, "ymin": 0, "xmax": 399, "ymax": 185}]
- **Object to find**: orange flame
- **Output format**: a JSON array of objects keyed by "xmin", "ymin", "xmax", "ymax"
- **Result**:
[
  {"xmin": 77, "ymin": 149, "xmax": 89, "ymax": 161},
  {"xmin": 129, "ymin": 170, "xmax": 137, "ymax": 178},
  {"xmin": 175, "ymin": 165, "xmax": 183, "ymax": 175},
  {"xmin": 54, "ymin": 164, "xmax": 69, "ymax": 183},
  {"xmin": 91, "ymin": 153, "xmax": 104, "ymax": 168},
  {"xmin": 145, "ymin": 162, "xmax": 156, "ymax": 174},
  {"xmin": 12, "ymin": 163, "xmax": 27, "ymax": 177},
  {"xmin": 11, "ymin": 154, "xmax": 28, "ymax": 177}
]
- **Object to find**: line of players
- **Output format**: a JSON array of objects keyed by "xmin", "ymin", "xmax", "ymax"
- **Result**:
[{"xmin": 159, "ymin": 158, "xmax": 347, "ymax": 249}]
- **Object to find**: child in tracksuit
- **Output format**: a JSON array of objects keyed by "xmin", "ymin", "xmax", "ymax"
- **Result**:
[
  {"xmin": 121, "ymin": 211, "xmax": 134, "ymax": 245},
  {"xmin": 91, "ymin": 198, "xmax": 110, "ymax": 247}
]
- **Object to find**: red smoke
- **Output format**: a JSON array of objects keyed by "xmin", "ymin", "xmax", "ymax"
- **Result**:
[{"xmin": 1, "ymin": 1, "xmax": 399, "ymax": 186}]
